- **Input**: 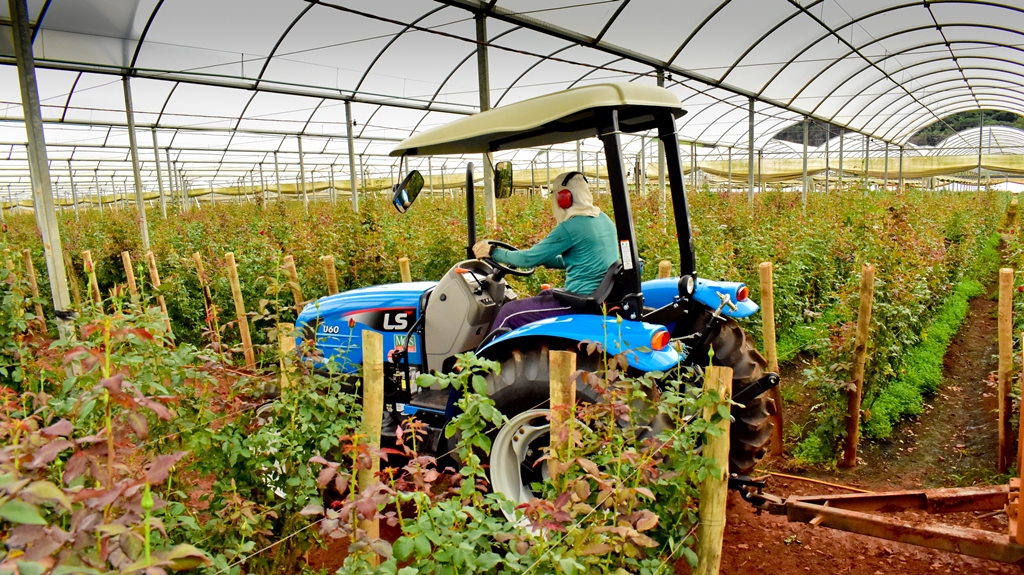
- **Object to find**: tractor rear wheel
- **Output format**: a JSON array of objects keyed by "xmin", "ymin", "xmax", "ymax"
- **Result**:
[
  {"xmin": 469, "ymin": 344, "xmax": 601, "ymax": 507},
  {"xmin": 690, "ymin": 312, "xmax": 774, "ymax": 475}
]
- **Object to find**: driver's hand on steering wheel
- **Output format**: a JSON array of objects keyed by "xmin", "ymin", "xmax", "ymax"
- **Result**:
[{"xmin": 472, "ymin": 240, "xmax": 495, "ymax": 259}]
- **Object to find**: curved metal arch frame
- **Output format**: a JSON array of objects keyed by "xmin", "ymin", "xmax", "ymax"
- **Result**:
[
  {"xmin": 887, "ymin": 97, "xmax": 1024, "ymax": 144},
  {"xmin": 871, "ymin": 73, "xmax": 1024, "ymax": 141},
  {"xmin": 831, "ymin": 61, "xmax": 1024, "ymax": 139},
  {"xmin": 799, "ymin": 24, "xmax": 1024, "ymax": 124},
  {"xmin": 756, "ymin": 1, "xmax": 1024, "ymax": 102},
  {"xmin": 665, "ymin": 0, "xmax": 733, "ymax": 66}
]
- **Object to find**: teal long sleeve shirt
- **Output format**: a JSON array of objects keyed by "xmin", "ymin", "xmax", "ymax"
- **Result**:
[{"xmin": 491, "ymin": 213, "xmax": 619, "ymax": 294}]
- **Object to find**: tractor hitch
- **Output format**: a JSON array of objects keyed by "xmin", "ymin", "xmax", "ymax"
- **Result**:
[{"xmin": 732, "ymin": 372, "xmax": 780, "ymax": 407}]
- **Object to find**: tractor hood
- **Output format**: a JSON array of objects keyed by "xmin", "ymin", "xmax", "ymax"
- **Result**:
[{"xmin": 296, "ymin": 282, "xmax": 436, "ymax": 372}]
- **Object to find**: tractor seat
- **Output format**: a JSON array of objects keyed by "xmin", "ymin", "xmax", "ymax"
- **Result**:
[{"xmin": 550, "ymin": 261, "xmax": 626, "ymax": 315}]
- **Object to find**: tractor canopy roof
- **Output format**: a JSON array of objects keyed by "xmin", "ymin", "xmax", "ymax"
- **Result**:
[{"xmin": 390, "ymin": 83, "xmax": 685, "ymax": 157}]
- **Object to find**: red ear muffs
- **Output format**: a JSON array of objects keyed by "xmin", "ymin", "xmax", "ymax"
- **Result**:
[
  {"xmin": 555, "ymin": 171, "xmax": 585, "ymax": 209},
  {"xmin": 556, "ymin": 188, "xmax": 573, "ymax": 209}
]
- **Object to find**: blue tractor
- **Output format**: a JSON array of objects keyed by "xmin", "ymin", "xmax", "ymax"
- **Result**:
[{"xmin": 296, "ymin": 83, "xmax": 777, "ymax": 504}]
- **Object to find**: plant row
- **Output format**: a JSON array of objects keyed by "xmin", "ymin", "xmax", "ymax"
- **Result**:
[
  {"xmin": 0, "ymin": 250, "xmax": 722, "ymax": 574},
  {"xmin": 5, "ymin": 188, "xmax": 1007, "ymax": 459}
]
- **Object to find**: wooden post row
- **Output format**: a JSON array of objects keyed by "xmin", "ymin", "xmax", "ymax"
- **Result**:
[
  {"xmin": 359, "ymin": 329, "xmax": 384, "ymax": 565},
  {"xmin": 192, "ymin": 253, "xmax": 222, "ymax": 349},
  {"xmin": 145, "ymin": 252, "xmax": 173, "ymax": 339},
  {"xmin": 695, "ymin": 365, "xmax": 733, "ymax": 575},
  {"xmin": 282, "ymin": 255, "xmax": 304, "ymax": 311},
  {"xmin": 549, "ymin": 350, "xmax": 577, "ymax": 488},
  {"xmin": 82, "ymin": 250, "xmax": 102, "ymax": 305},
  {"xmin": 225, "ymin": 252, "xmax": 256, "ymax": 370},
  {"xmin": 399, "ymin": 256, "xmax": 411, "ymax": 283},
  {"xmin": 998, "ymin": 268, "xmax": 1013, "ymax": 473},
  {"xmin": 321, "ymin": 255, "xmax": 339, "ymax": 295},
  {"xmin": 121, "ymin": 251, "xmax": 137, "ymax": 296},
  {"xmin": 657, "ymin": 260, "xmax": 672, "ymax": 279},
  {"xmin": 758, "ymin": 262, "xmax": 785, "ymax": 456},
  {"xmin": 21, "ymin": 250, "xmax": 45, "ymax": 334},
  {"xmin": 842, "ymin": 264, "xmax": 875, "ymax": 468},
  {"xmin": 1019, "ymin": 332, "xmax": 1024, "ymax": 547}
]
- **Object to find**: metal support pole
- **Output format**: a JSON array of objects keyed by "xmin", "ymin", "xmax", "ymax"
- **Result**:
[
  {"xmin": 122, "ymin": 77, "xmax": 151, "ymax": 250},
  {"xmin": 898, "ymin": 146, "xmax": 904, "ymax": 191},
  {"xmin": 838, "ymin": 130, "xmax": 844, "ymax": 190},
  {"xmin": 297, "ymin": 135, "xmax": 308, "ymax": 208},
  {"xmin": 67, "ymin": 160, "xmax": 79, "ymax": 220},
  {"xmin": 639, "ymin": 136, "xmax": 646, "ymax": 195},
  {"xmin": 884, "ymin": 142, "xmax": 889, "ymax": 191},
  {"xmin": 259, "ymin": 163, "xmax": 267, "ymax": 206},
  {"xmin": 274, "ymin": 150, "xmax": 282, "ymax": 202},
  {"xmin": 94, "ymin": 168, "xmax": 102, "ymax": 213},
  {"xmin": 802, "ymin": 118, "xmax": 809, "ymax": 208},
  {"xmin": 151, "ymin": 128, "xmax": 166, "ymax": 218},
  {"xmin": 328, "ymin": 163, "xmax": 335, "ymax": 203},
  {"xmin": 164, "ymin": 148, "xmax": 174, "ymax": 207},
  {"xmin": 546, "ymin": 149, "xmax": 551, "ymax": 192},
  {"xmin": 476, "ymin": 12, "xmax": 495, "ymax": 227},
  {"xmin": 657, "ymin": 69, "xmax": 666, "ymax": 203},
  {"xmin": 727, "ymin": 148, "xmax": 732, "ymax": 192},
  {"xmin": 824, "ymin": 124, "xmax": 830, "ymax": 194},
  {"xmin": 747, "ymin": 97, "xmax": 754, "ymax": 206},
  {"xmin": 758, "ymin": 150, "xmax": 763, "ymax": 193},
  {"xmin": 576, "ymin": 140, "xmax": 583, "ymax": 173},
  {"xmin": 864, "ymin": 134, "xmax": 869, "ymax": 188},
  {"xmin": 345, "ymin": 100, "xmax": 358, "ymax": 212},
  {"xmin": 10, "ymin": 0, "xmax": 71, "ymax": 324},
  {"xmin": 428, "ymin": 157, "xmax": 433, "ymax": 196},
  {"xmin": 978, "ymin": 110, "xmax": 984, "ymax": 190},
  {"xmin": 692, "ymin": 141, "xmax": 700, "ymax": 190}
]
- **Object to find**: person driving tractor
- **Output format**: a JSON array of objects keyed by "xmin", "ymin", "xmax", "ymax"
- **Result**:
[{"xmin": 473, "ymin": 171, "xmax": 619, "ymax": 334}]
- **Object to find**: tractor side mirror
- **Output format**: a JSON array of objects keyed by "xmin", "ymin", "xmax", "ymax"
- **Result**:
[
  {"xmin": 392, "ymin": 170, "xmax": 425, "ymax": 213},
  {"xmin": 494, "ymin": 161, "xmax": 513, "ymax": 199}
]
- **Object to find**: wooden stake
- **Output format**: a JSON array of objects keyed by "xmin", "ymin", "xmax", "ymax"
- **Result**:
[
  {"xmin": 278, "ymin": 322, "xmax": 296, "ymax": 389},
  {"xmin": 658, "ymin": 260, "xmax": 672, "ymax": 278},
  {"xmin": 695, "ymin": 365, "xmax": 733, "ymax": 575},
  {"xmin": 192, "ymin": 253, "xmax": 221, "ymax": 349},
  {"xmin": 759, "ymin": 262, "xmax": 784, "ymax": 456},
  {"xmin": 358, "ymin": 329, "xmax": 384, "ymax": 565},
  {"xmin": 998, "ymin": 268, "xmax": 1014, "ymax": 473},
  {"xmin": 549, "ymin": 350, "xmax": 577, "ymax": 488},
  {"xmin": 146, "ymin": 251, "xmax": 173, "ymax": 338},
  {"xmin": 225, "ymin": 252, "xmax": 256, "ymax": 369},
  {"xmin": 82, "ymin": 250, "xmax": 102, "ymax": 305},
  {"xmin": 120, "ymin": 251, "xmax": 137, "ymax": 296},
  {"xmin": 22, "ymin": 250, "xmax": 45, "ymax": 333},
  {"xmin": 842, "ymin": 264, "xmax": 875, "ymax": 468},
  {"xmin": 321, "ymin": 255, "xmax": 338, "ymax": 295},
  {"xmin": 63, "ymin": 251, "xmax": 82, "ymax": 308},
  {"xmin": 1018, "ymin": 331, "xmax": 1024, "ymax": 545},
  {"xmin": 399, "ymin": 256, "xmax": 411, "ymax": 283},
  {"xmin": 282, "ymin": 255, "xmax": 304, "ymax": 312}
]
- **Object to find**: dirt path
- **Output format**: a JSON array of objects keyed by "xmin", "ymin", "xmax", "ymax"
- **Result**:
[{"xmin": 696, "ymin": 267, "xmax": 1015, "ymax": 574}]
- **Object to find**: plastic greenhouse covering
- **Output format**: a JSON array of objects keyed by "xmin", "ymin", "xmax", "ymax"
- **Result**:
[{"xmin": 1, "ymin": 0, "xmax": 1024, "ymax": 208}]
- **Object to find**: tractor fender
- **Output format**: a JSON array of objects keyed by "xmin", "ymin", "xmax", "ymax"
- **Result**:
[
  {"xmin": 476, "ymin": 314, "xmax": 680, "ymax": 373},
  {"xmin": 642, "ymin": 277, "xmax": 759, "ymax": 319}
]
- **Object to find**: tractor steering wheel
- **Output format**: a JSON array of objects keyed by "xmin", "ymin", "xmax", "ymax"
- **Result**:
[{"xmin": 483, "ymin": 240, "xmax": 536, "ymax": 277}]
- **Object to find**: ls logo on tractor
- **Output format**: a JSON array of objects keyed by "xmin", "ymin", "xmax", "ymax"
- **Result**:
[
  {"xmin": 383, "ymin": 311, "xmax": 410, "ymax": 331},
  {"xmin": 339, "ymin": 308, "xmax": 417, "ymax": 333}
]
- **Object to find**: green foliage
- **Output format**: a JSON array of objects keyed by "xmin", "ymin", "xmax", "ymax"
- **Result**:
[{"xmin": 301, "ymin": 353, "xmax": 724, "ymax": 574}]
